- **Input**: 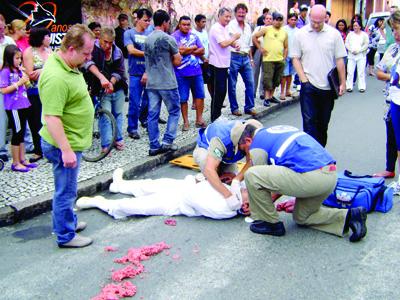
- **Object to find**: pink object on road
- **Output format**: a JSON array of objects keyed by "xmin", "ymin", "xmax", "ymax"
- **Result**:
[{"xmin": 164, "ymin": 219, "xmax": 177, "ymax": 226}]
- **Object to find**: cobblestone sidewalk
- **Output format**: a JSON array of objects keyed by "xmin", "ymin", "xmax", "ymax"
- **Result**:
[{"xmin": 0, "ymin": 81, "xmax": 299, "ymax": 224}]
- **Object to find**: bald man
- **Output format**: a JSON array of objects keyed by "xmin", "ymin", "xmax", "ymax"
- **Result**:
[{"xmin": 291, "ymin": 4, "xmax": 347, "ymax": 147}]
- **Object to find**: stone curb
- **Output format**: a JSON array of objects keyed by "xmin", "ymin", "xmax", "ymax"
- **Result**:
[{"xmin": 0, "ymin": 97, "xmax": 299, "ymax": 226}]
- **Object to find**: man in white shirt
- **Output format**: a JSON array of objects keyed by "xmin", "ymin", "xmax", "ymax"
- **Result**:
[
  {"xmin": 192, "ymin": 14, "xmax": 211, "ymax": 95},
  {"xmin": 227, "ymin": 3, "xmax": 256, "ymax": 117},
  {"xmin": 291, "ymin": 4, "xmax": 346, "ymax": 147},
  {"xmin": 76, "ymin": 168, "xmax": 250, "ymax": 219}
]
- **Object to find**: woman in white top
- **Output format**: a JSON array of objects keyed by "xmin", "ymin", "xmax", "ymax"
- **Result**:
[{"xmin": 345, "ymin": 19, "xmax": 369, "ymax": 92}]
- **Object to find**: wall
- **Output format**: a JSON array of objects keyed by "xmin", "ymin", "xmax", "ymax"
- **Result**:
[{"xmin": 82, "ymin": 0, "xmax": 288, "ymax": 28}]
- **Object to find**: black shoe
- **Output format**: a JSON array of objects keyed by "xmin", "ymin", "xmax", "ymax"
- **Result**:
[
  {"xmin": 348, "ymin": 207, "xmax": 367, "ymax": 242},
  {"xmin": 128, "ymin": 132, "xmax": 140, "ymax": 140},
  {"xmin": 149, "ymin": 148, "xmax": 163, "ymax": 156},
  {"xmin": 148, "ymin": 144, "xmax": 177, "ymax": 156},
  {"xmin": 140, "ymin": 122, "xmax": 148, "ymax": 129},
  {"xmin": 0, "ymin": 154, "xmax": 9, "ymax": 162},
  {"xmin": 250, "ymin": 220, "xmax": 285, "ymax": 236},
  {"xmin": 270, "ymin": 96, "xmax": 281, "ymax": 104},
  {"xmin": 263, "ymin": 99, "xmax": 271, "ymax": 107},
  {"xmin": 259, "ymin": 95, "xmax": 265, "ymax": 100},
  {"xmin": 158, "ymin": 118, "xmax": 167, "ymax": 124},
  {"xmin": 29, "ymin": 155, "xmax": 43, "ymax": 163}
]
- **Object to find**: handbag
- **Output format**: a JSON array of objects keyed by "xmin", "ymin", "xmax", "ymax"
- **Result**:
[{"xmin": 327, "ymin": 67, "xmax": 340, "ymax": 99}]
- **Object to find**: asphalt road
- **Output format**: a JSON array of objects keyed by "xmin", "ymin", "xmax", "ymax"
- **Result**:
[{"xmin": 1, "ymin": 77, "xmax": 399, "ymax": 300}]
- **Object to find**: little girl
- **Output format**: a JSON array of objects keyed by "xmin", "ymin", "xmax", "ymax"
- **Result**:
[{"xmin": 0, "ymin": 44, "xmax": 37, "ymax": 172}]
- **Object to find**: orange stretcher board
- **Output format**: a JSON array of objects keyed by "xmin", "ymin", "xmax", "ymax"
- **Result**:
[{"xmin": 169, "ymin": 154, "xmax": 245, "ymax": 171}]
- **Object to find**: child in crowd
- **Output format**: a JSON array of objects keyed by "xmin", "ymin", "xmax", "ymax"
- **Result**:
[{"xmin": 0, "ymin": 44, "xmax": 37, "ymax": 172}]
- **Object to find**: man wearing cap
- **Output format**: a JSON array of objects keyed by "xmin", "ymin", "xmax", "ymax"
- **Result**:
[
  {"xmin": 227, "ymin": 3, "xmax": 256, "ymax": 117},
  {"xmin": 193, "ymin": 119, "xmax": 262, "ymax": 209},
  {"xmin": 234, "ymin": 123, "xmax": 368, "ymax": 242},
  {"xmin": 297, "ymin": 5, "xmax": 308, "ymax": 28},
  {"xmin": 252, "ymin": 12, "xmax": 288, "ymax": 106},
  {"xmin": 291, "ymin": 4, "xmax": 346, "ymax": 147}
]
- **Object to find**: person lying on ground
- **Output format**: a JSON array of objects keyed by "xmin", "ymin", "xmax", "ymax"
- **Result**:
[{"xmin": 76, "ymin": 168, "xmax": 249, "ymax": 219}]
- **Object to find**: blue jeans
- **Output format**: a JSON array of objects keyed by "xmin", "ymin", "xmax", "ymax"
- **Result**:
[
  {"xmin": 127, "ymin": 75, "xmax": 149, "ymax": 134},
  {"xmin": 0, "ymin": 93, "xmax": 8, "ymax": 156},
  {"xmin": 228, "ymin": 53, "xmax": 255, "ymax": 113},
  {"xmin": 41, "ymin": 139, "xmax": 82, "ymax": 245},
  {"xmin": 147, "ymin": 88, "xmax": 180, "ymax": 150},
  {"xmin": 100, "ymin": 89, "xmax": 125, "ymax": 147},
  {"xmin": 299, "ymin": 82, "xmax": 335, "ymax": 147}
]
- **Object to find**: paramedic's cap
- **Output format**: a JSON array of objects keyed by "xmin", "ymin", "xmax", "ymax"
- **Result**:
[
  {"xmin": 300, "ymin": 5, "xmax": 308, "ymax": 11},
  {"xmin": 231, "ymin": 119, "xmax": 263, "ymax": 147},
  {"xmin": 272, "ymin": 12, "xmax": 284, "ymax": 20},
  {"xmin": 118, "ymin": 13, "xmax": 129, "ymax": 21}
]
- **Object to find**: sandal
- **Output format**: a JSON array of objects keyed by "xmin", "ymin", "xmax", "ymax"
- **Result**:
[
  {"xmin": 286, "ymin": 92, "xmax": 292, "ymax": 97},
  {"xmin": 182, "ymin": 124, "xmax": 190, "ymax": 131},
  {"xmin": 11, "ymin": 164, "xmax": 30, "ymax": 172},
  {"xmin": 279, "ymin": 95, "xmax": 286, "ymax": 101},
  {"xmin": 195, "ymin": 121, "xmax": 207, "ymax": 128},
  {"xmin": 22, "ymin": 160, "xmax": 38, "ymax": 168},
  {"xmin": 115, "ymin": 141, "xmax": 125, "ymax": 151}
]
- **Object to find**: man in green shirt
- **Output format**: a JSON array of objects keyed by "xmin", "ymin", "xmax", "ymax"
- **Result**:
[{"xmin": 39, "ymin": 24, "xmax": 95, "ymax": 248}]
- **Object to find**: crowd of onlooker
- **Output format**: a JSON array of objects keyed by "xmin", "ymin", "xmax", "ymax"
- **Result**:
[{"xmin": 1, "ymin": 2, "xmax": 400, "ymax": 174}]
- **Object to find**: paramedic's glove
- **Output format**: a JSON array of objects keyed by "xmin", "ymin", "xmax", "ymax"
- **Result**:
[
  {"xmin": 226, "ymin": 194, "xmax": 242, "ymax": 211},
  {"xmin": 231, "ymin": 179, "xmax": 243, "ymax": 203}
]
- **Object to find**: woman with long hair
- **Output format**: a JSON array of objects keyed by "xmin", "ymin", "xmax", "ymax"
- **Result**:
[
  {"xmin": 367, "ymin": 17, "xmax": 385, "ymax": 75},
  {"xmin": 22, "ymin": 27, "xmax": 52, "ymax": 162}
]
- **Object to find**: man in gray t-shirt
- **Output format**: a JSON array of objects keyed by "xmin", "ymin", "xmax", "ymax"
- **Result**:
[{"xmin": 144, "ymin": 10, "xmax": 182, "ymax": 156}]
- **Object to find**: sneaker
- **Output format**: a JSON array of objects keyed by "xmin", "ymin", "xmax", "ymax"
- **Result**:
[
  {"xmin": 348, "ymin": 207, "xmax": 367, "ymax": 242},
  {"xmin": 161, "ymin": 143, "xmax": 178, "ymax": 152},
  {"xmin": 249, "ymin": 220, "xmax": 286, "ymax": 236},
  {"xmin": 359, "ymin": 89, "xmax": 365, "ymax": 93},
  {"xmin": 263, "ymin": 99, "xmax": 271, "ymax": 107},
  {"xmin": 76, "ymin": 221, "xmax": 87, "ymax": 232},
  {"xmin": 128, "ymin": 132, "xmax": 140, "ymax": 140},
  {"xmin": 58, "ymin": 234, "xmax": 93, "ymax": 248},
  {"xmin": 270, "ymin": 96, "xmax": 281, "ymax": 104},
  {"xmin": 388, "ymin": 181, "xmax": 400, "ymax": 195}
]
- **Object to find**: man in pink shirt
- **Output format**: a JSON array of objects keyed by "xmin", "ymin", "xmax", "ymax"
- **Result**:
[{"xmin": 208, "ymin": 7, "xmax": 240, "ymax": 122}]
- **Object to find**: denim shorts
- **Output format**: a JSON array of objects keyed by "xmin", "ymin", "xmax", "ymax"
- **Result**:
[
  {"xmin": 283, "ymin": 57, "xmax": 296, "ymax": 76},
  {"xmin": 176, "ymin": 74, "xmax": 205, "ymax": 103}
]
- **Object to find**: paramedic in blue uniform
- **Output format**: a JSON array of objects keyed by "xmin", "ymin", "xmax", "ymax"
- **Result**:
[
  {"xmin": 193, "ymin": 119, "xmax": 262, "ymax": 211},
  {"xmin": 232, "ymin": 123, "xmax": 367, "ymax": 242}
]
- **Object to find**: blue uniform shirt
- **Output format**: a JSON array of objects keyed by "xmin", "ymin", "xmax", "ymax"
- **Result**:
[
  {"xmin": 197, "ymin": 120, "xmax": 245, "ymax": 164},
  {"xmin": 250, "ymin": 125, "xmax": 335, "ymax": 172}
]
